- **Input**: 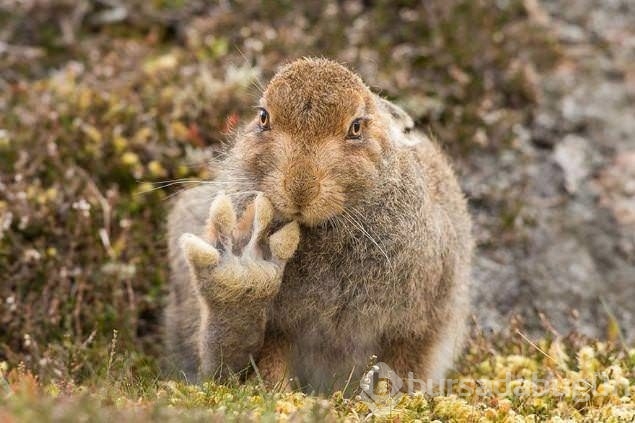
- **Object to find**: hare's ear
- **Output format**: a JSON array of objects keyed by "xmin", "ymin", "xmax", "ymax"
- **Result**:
[
  {"xmin": 374, "ymin": 94, "xmax": 426, "ymax": 147},
  {"xmin": 373, "ymin": 94, "xmax": 415, "ymax": 135}
]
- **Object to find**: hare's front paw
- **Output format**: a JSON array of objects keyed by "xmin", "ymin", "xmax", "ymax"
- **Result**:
[{"xmin": 179, "ymin": 192, "xmax": 300, "ymax": 304}]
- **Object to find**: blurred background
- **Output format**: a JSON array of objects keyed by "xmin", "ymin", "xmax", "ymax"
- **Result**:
[{"xmin": 0, "ymin": 0, "xmax": 633, "ymax": 381}]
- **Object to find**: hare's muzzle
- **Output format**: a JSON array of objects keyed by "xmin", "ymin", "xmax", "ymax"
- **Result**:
[{"xmin": 283, "ymin": 164, "xmax": 321, "ymax": 211}]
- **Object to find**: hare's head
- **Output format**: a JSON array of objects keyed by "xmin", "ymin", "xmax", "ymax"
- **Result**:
[{"xmin": 234, "ymin": 58, "xmax": 401, "ymax": 226}]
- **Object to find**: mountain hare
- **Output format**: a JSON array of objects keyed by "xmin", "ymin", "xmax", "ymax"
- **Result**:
[{"xmin": 165, "ymin": 58, "xmax": 473, "ymax": 392}]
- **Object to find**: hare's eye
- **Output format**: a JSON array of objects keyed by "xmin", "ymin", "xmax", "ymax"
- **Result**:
[
  {"xmin": 258, "ymin": 108, "xmax": 270, "ymax": 130},
  {"xmin": 346, "ymin": 118, "xmax": 363, "ymax": 140}
]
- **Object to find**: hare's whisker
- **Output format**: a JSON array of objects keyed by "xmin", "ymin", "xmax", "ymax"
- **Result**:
[{"xmin": 341, "ymin": 210, "xmax": 391, "ymax": 266}]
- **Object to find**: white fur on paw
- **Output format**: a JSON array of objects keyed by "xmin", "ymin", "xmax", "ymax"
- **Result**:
[
  {"xmin": 253, "ymin": 193, "xmax": 274, "ymax": 234},
  {"xmin": 179, "ymin": 233, "xmax": 220, "ymax": 267},
  {"xmin": 269, "ymin": 221, "xmax": 300, "ymax": 261},
  {"xmin": 207, "ymin": 193, "xmax": 236, "ymax": 237}
]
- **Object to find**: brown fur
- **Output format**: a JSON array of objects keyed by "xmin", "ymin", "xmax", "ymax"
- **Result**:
[{"xmin": 164, "ymin": 58, "xmax": 473, "ymax": 393}]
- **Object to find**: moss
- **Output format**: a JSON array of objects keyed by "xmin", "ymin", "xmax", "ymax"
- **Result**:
[{"xmin": 1, "ymin": 339, "xmax": 633, "ymax": 421}]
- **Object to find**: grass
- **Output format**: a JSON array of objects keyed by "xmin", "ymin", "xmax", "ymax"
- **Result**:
[
  {"xmin": 1, "ymin": 334, "xmax": 633, "ymax": 421},
  {"xmin": 2, "ymin": 0, "xmax": 631, "ymax": 421}
]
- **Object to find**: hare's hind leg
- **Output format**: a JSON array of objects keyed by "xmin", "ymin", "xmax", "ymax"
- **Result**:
[
  {"xmin": 254, "ymin": 335, "xmax": 293, "ymax": 391},
  {"xmin": 379, "ymin": 329, "xmax": 460, "ymax": 392}
]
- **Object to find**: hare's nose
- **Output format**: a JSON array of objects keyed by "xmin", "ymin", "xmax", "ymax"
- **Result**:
[{"xmin": 284, "ymin": 166, "xmax": 321, "ymax": 208}]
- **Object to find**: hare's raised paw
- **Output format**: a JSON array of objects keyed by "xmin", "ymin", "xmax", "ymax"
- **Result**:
[{"xmin": 179, "ymin": 192, "xmax": 300, "ymax": 304}]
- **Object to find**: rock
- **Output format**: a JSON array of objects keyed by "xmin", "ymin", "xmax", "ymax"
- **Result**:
[
  {"xmin": 552, "ymin": 134, "xmax": 592, "ymax": 194},
  {"xmin": 471, "ymin": 0, "xmax": 635, "ymax": 343},
  {"xmin": 595, "ymin": 151, "xmax": 635, "ymax": 226}
]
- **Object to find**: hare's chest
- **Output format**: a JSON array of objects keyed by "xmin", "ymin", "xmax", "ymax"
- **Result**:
[
  {"xmin": 270, "ymin": 223, "xmax": 409, "ymax": 334},
  {"xmin": 272, "ymin": 248, "xmax": 391, "ymax": 335}
]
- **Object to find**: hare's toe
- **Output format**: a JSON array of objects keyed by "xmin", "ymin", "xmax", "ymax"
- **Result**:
[
  {"xmin": 205, "ymin": 192, "xmax": 237, "ymax": 246},
  {"xmin": 179, "ymin": 233, "xmax": 220, "ymax": 268},
  {"xmin": 243, "ymin": 193, "xmax": 274, "ymax": 258},
  {"xmin": 269, "ymin": 221, "xmax": 300, "ymax": 261},
  {"xmin": 252, "ymin": 193, "xmax": 274, "ymax": 238}
]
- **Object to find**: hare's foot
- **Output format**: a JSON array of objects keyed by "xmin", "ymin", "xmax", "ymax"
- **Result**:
[
  {"xmin": 254, "ymin": 336, "xmax": 293, "ymax": 391},
  {"xmin": 179, "ymin": 192, "xmax": 300, "ymax": 304}
]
